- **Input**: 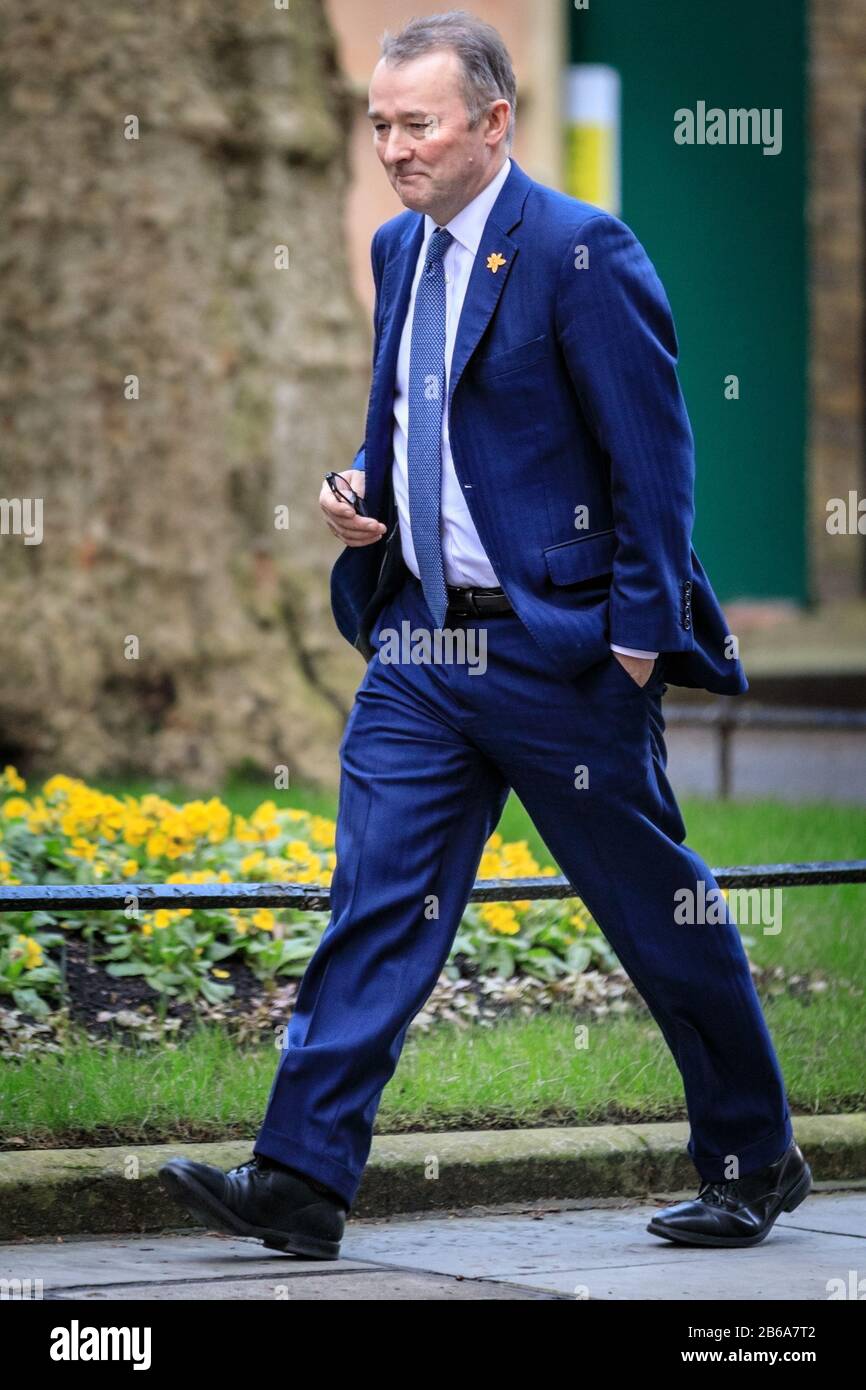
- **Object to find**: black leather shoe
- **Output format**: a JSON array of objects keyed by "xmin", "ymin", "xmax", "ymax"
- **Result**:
[
  {"xmin": 646, "ymin": 1140, "xmax": 812, "ymax": 1248},
  {"xmin": 159, "ymin": 1154, "xmax": 346, "ymax": 1259}
]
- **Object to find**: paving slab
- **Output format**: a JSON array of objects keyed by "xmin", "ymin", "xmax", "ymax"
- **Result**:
[
  {"xmin": 2, "ymin": 1188, "xmax": 862, "ymax": 1301},
  {"xmin": 343, "ymin": 1191, "xmax": 866, "ymax": 1300},
  {"xmin": 47, "ymin": 1271, "xmax": 558, "ymax": 1300},
  {"xmin": 0, "ymin": 1231, "xmax": 374, "ymax": 1288}
]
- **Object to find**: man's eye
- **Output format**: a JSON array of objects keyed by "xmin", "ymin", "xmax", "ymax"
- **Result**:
[{"xmin": 373, "ymin": 124, "xmax": 388, "ymax": 134}]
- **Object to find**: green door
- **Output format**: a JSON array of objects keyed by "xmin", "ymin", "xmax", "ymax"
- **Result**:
[{"xmin": 566, "ymin": 0, "xmax": 808, "ymax": 603}]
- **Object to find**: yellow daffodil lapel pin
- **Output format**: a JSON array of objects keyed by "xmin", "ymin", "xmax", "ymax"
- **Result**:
[{"xmin": 486, "ymin": 251, "xmax": 507, "ymax": 273}]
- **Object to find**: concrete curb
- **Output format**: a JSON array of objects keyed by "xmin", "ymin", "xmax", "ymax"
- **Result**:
[{"xmin": 2, "ymin": 1113, "xmax": 864, "ymax": 1240}]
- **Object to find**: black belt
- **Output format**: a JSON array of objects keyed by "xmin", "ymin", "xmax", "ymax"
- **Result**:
[{"xmin": 445, "ymin": 583, "xmax": 513, "ymax": 616}]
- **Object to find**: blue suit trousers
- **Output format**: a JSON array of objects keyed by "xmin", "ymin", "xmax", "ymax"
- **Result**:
[{"xmin": 255, "ymin": 573, "xmax": 793, "ymax": 1209}]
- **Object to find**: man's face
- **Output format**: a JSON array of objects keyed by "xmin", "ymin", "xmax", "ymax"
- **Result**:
[{"xmin": 367, "ymin": 49, "xmax": 507, "ymax": 222}]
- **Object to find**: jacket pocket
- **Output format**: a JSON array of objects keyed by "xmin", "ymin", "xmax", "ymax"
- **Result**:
[
  {"xmin": 542, "ymin": 527, "xmax": 617, "ymax": 586},
  {"xmin": 473, "ymin": 333, "xmax": 549, "ymax": 381}
]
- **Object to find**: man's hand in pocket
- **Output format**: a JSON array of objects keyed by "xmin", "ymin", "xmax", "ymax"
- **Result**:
[{"xmin": 613, "ymin": 651, "xmax": 656, "ymax": 688}]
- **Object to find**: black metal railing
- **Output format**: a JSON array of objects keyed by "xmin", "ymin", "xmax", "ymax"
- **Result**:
[{"xmin": 1, "ymin": 860, "xmax": 864, "ymax": 915}]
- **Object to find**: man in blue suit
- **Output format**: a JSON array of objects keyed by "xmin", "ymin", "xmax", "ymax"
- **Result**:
[{"xmin": 161, "ymin": 10, "xmax": 809, "ymax": 1259}]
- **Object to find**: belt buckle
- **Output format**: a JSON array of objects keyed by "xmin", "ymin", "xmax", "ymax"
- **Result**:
[{"xmin": 447, "ymin": 585, "xmax": 473, "ymax": 616}]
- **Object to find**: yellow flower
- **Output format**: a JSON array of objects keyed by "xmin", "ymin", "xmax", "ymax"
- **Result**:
[
  {"xmin": 478, "ymin": 850, "xmax": 502, "ymax": 877},
  {"xmin": 229, "ymin": 912, "xmax": 248, "ymax": 937},
  {"xmin": 211, "ymin": 968, "xmax": 230, "ymax": 979},
  {"xmin": 122, "ymin": 859, "xmax": 139, "ymax": 877},
  {"xmin": 205, "ymin": 801, "xmax": 232, "ymax": 843},
  {"xmin": 153, "ymin": 909, "xmax": 173, "ymax": 929},
  {"xmin": 2, "ymin": 766, "xmax": 27, "ymax": 792},
  {"xmin": 500, "ymin": 840, "xmax": 539, "ymax": 876},
  {"xmin": 251, "ymin": 908, "xmax": 276, "ymax": 932},
  {"xmin": 13, "ymin": 935, "xmax": 43, "ymax": 970},
  {"xmin": 309, "ymin": 815, "xmax": 336, "ymax": 849},
  {"xmin": 141, "ymin": 922, "xmax": 153, "ymax": 936},
  {"xmin": 485, "ymin": 832, "xmax": 503, "ymax": 850},
  {"xmin": 240, "ymin": 850, "xmax": 266, "ymax": 874},
  {"xmin": 26, "ymin": 804, "xmax": 53, "ymax": 833},
  {"xmin": 179, "ymin": 800, "xmax": 214, "ymax": 835},
  {"xmin": 2, "ymin": 797, "xmax": 31, "ymax": 819},
  {"xmin": 42, "ymin": 774, "xmax": 79, "ymax": 798},
  {"xmin": 123, "ymin": 814, "xmax": 151, "ymax": 847},
  {"xmin": 478, "ymin": 902, "xmax": 521, "ymax": 935},
  {"xmin": 265, "ymin": 857, "xmax": 291, "ymax": 879},
  {"xmin": 67, "ymin": 837, "xmax": 97, "ymax": 861}
]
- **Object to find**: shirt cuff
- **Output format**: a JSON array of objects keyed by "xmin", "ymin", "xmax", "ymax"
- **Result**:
[{"xmin": 610, "ymin": 644, "xmax": 659, "ymax": 659}]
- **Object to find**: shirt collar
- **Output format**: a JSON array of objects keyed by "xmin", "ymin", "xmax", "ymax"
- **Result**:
[{"xmin": 424, "ymin": 157, "xmax": 512, "ymax": 256}]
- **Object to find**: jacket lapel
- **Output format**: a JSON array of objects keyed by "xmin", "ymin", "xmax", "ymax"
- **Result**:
[
  {"xmin": 362, "ymin": 216, "xmax": 423, "ymax": 519},
  {"xmin": 447, "ymin": 223, "xmax": 517, "ymax": 408},
  {"xmin": 362, "ymin": 159, "xmax": 534, "ymax": 517}
]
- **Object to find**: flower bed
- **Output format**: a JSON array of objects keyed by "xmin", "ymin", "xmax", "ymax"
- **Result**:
[{"xmin": 0, "ymin": 768, "xmax": 616, "ymax": 1027}]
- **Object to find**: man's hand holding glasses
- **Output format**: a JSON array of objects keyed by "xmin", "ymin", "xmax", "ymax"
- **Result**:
[{"xmin": 320, "ymin": 470, "xmax": 387, "ymax": 547}]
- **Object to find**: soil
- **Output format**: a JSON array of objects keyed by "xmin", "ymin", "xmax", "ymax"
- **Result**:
[{"xmin": 49, "ymin": 934, "xmax": 288, "ymax": 1041}]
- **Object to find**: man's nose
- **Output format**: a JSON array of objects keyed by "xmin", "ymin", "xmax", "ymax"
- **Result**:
[{"xmin": 382, "ymin": 127, "xmax": 413, "ymax": 165}]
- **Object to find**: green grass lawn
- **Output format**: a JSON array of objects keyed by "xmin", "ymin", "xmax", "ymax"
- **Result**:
[
  {"xmin": 2, "ymin": 785, "xmax": 864, "ymax": 1149},
  {"xmin": 4, "ymin": 988, "xmax": 863, "ymax": 1150}
]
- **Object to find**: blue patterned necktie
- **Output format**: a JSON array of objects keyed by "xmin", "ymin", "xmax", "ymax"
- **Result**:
[{"xmin": 407, "ymin": 225, "xmax": 453, "ymax": 628}]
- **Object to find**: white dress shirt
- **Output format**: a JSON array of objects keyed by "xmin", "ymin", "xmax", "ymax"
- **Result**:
[{"xmin": 390, "ymin": 156, "xmax": 657, "ymax": 661}]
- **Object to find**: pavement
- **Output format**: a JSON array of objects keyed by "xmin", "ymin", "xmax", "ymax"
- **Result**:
[
  {"xmin": 1, "ymin": 1113, "xmax": 865, "ymax": 1301},
  {"xmin": 652, "ymin": 595, "xmax": 866, "ymax": 803},
  {"xmin": 3, "ymin": 1186, "xmax": 864, "ymax": 1300},
  {"xmin": 663, "ymin": 722, "xmax": 866, "ymax": 802}
]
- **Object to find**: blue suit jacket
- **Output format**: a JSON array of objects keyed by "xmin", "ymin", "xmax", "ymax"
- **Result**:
[{"xmin": 330, "ymin": 158, "xmax": 747, "ymax": 696}]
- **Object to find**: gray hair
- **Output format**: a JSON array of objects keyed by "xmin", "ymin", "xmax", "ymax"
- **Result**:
[{"xmin": 379, "ymin": 10, "xmax": 517, "ymax": 149}]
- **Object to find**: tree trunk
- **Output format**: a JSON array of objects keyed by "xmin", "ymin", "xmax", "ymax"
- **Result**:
[{"xmin": 0, "ymin": 0, "xmax": 370, "ymax": 791}]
